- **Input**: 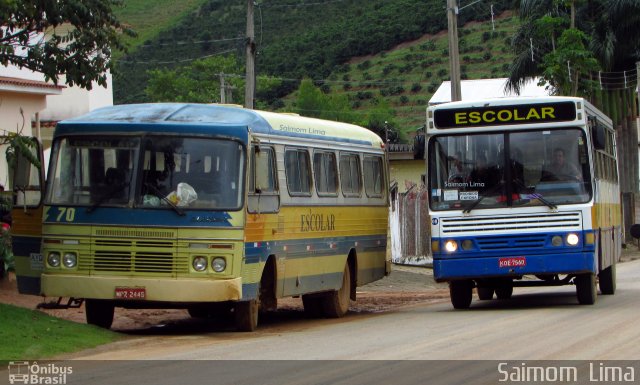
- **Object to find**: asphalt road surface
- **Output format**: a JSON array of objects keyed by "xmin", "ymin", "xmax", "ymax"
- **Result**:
[{"xmin": 40, "ymin": 259, "xmax": 640, "ymax": 385}]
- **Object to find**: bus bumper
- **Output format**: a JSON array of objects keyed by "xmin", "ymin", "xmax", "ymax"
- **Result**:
[
  {"xmin": 41, "ymin": 274, "xmax": 242, "ymax": 302},
  {"xmin": 433, "ymin": 252, "xmax": 596, "ymax": 282}
]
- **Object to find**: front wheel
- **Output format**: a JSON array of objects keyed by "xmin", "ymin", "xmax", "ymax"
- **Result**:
[
  {"xmin": 449, "ymin": 280, "xmax": 472, "ymax": 309},
  {"xmin": 85, "ymin": 299, "xmax": 114, "ymax": 329},
  {"xmin": 575, "ymin": 273, "xmax": 597, "ymax": 305},
  {"xmin": 235, "ymin": 299, "xmax": 259, "ymax": 332}
]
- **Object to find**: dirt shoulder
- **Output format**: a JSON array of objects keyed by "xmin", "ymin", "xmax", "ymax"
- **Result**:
[{"xmin": 0, "ymin": 263, "xmax": 449, "ymax": 331}]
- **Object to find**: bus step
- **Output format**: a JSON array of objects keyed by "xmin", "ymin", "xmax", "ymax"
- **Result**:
[{"xmin": 37, "ymin": 297, "xmax": 84, "ymax": 310}]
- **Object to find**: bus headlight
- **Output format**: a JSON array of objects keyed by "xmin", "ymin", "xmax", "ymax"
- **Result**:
[
  {"xmin": 444, "ymin": 240, "xmax": 458, "ymax": 252},
  {"xmin": 566, "ymin": 233, "xmax": 580, "ymax": 246},
  {"xmin": 212, "ymin": 257, "xmax": 226, "ymax": 272},
  {"xmin": 461, "ymin": 239, "xmax": 474, "ymax": 250},
  {"xmin": 192, "ymin": 256, "xmax": 208, "ymax": 272},
  {"xmin": 551, "ymin": 236, "xmax": 563, "ymax": 247},
  {"xmin": 62, "ymin": 252, "xmax": 77, "ymax": 268},
  {"xmin": 47, "ymin": 252, "xmax": 61, "ymax": 267}
]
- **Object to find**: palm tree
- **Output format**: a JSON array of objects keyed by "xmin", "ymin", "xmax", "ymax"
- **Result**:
[{"xmin": 506, "ymin": 0, "xmax": 640, "ymax": 94}]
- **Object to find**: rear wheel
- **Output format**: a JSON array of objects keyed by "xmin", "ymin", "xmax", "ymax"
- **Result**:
[
  {"xmin": 85, "ymin": 299, "xmax": 114, "ymax": 329},
  {"xmin": 477, "ymin": 287, "xmax": 494, "ymax": 300},
  {"xmin": 599, "ymin": 261, "xmax": 616, "ymax": 295},
  {"xmin": 449, "ymin": 280, "xmax": 472, "ymax": 309},
  {"xmin": 321, "ymin": 264, "xmax": 351, "ymax": 318},
  {"xmin": 575, "ymin": 273, "xmax": 597, "ymax": 305}
]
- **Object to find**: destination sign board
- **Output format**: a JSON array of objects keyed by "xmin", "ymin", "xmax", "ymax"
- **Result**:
[{"xmin": 433, "ymin": 101, "xmax": 577, "ymax": 129}]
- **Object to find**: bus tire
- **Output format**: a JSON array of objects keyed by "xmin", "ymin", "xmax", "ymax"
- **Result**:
[
  {"xmin": 322, "ymin": 264, "xmax": 351, "ymax": 318},
  {"xmin": 235, "ymin": 299, "xmax": 259, "ymax": 332},
  {"xmin": 477, "ymin": 287, "xmax": 494, "ymax": 300},
  {"xmin": 495, "ymin": 285, "xmax": 513, "ymax": 300},
  {"xmin": 85, "ymin": 299, "xmax": 114, "ymax": 329},
  {"xmin": 302, "ymin": 295, "xmax": 324, "ymax": 318},
  {"xmin": 575, "ymin": 273, "xmax": 597, "ymax": 305},
  {"xmin": 599, "ymin": 261, "xmax": 616, "ymax": 295},
  {"xmin": 449, "ymin": 280, "xmax": 472, "ymax": 309}
]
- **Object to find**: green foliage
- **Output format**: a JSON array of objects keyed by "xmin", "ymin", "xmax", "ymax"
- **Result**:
[
  {"xmin": 114, "ymin": 0, "xmax": 514, "ymax": 104},
  {"xmin": 0, "ymin": 303, "xmax": 120, "ymax": 359},
  {"xmin": 3, "ymin": 133, "xmax": 41, "ymax": 172},
  {"xmin": 145, "ymin": 56, "xmax": 281, "ymax": 104},
  {"xmin": 0, "ymin": 0, "xmax": 135, "ymax": 89},
  {"xmin": 539, "ymin": 28, "xmax": 600, "ymax": 96}
]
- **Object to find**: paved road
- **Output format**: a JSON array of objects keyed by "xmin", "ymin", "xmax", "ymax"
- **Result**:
[{"xmin": 27, "ymin": 259, "xmax": 639, "ymax": 385}]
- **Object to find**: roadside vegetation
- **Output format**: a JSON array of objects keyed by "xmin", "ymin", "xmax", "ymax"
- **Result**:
[{"xmin": 0, "ymin": 304, "xmax": 120, "ymax": 360}]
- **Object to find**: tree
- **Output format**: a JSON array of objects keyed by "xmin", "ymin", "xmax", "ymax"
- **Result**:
[
  {"xmin": 507, "ymin": 0, "xmax": 640, "ymax": 94},
  {"xmin": 0, "ymin": 0, "xmax": 135, "ymax": 90},
  {"xmin": 538, "ymin": 28, "xmax": 600, "ymax": 96},
  {"xmin": 145, "ymin": 55, "xmax": 281, "ymax": 105}
]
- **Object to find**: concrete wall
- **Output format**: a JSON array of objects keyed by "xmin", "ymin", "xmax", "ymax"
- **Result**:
[
  {"xmin": 0, "ymin": 92, "xmax": 45, "ymax": 187},
  {"xmin": 389, "ymin": 159, "xmax": 425, "ymax": 193}
]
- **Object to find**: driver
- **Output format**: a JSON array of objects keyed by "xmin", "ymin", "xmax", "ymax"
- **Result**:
[{"xmin": 542, "ymin": 148, "xmax": 582, "ymax": 181}]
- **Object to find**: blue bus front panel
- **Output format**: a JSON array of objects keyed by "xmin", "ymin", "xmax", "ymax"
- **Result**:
[{"xmin": 432, "ymin": 231, "xmax": 596, "ymax": 282}]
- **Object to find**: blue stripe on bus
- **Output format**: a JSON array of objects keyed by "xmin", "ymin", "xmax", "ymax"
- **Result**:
[
  {"xmin": 56, "ymin": 122, "xmax": 252, "ymax": 142},
  {"xmin": 44, "ymin": 206, "xmax": 234, "ymax": 227},
  {"xmin": 244, "ymin": 235, "xmax": 387, "ymax": 264}
]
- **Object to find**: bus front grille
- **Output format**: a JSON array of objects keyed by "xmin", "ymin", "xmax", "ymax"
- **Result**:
[
  {"xmin": 441, "ymin": 212, "xmax": 582, "ymax": 235},
  {"xmin": 86, "ymin": 238, "xmax": 185, "ymax": 274}
]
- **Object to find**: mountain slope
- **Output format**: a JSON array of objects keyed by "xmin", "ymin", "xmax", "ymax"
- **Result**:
[{"xmin": 113, "ymin": 0, "xmax": 514, "ymax": 108}]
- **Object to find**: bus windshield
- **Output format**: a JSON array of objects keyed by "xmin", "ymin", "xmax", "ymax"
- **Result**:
[
  {"xmin": 46, "ymin": 136, "xmax": 245, "ymax": 211},
  {"xmin": 428, "ymin": 128, "xmax": 592, "ymax": 211}
]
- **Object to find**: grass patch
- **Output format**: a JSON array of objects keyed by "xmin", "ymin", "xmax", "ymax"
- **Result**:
[{"xmin": 0, "ymin": 304, "xmax": 121, "ymax": 360}]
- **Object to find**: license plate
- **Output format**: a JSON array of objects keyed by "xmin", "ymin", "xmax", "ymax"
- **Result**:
[
  {"xmin": 114, "ymin": 287, "xmax": 146, "ymax": 300},
  {"xmin": 499, "ymin": 257, "xmax": 526, "ymax": 268}
]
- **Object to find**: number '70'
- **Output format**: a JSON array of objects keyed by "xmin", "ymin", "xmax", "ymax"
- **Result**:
[{"xmin": 56, "ymin": 207, "xmax": 76, "ymax": 222}]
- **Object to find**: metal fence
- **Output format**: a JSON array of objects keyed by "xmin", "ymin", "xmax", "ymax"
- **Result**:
[{"xmin": 390, "ymin": 185, "xmax": 432, "ymax": 266}]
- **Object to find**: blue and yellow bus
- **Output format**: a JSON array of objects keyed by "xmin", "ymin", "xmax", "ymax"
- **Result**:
[
  {"xmin": 426, "ymin": 96, "xmax": 621, "ymax": 308},
  {"xmin": 22, "ymin": 103, "xmax": 389, "ymax": 331}
]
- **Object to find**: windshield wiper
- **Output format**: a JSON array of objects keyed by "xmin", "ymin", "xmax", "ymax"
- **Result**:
[
  {"xmin": 512, "ymin": 179, "xmax": 557, "ymax": 211},
  {"xmin": 144, "ymin": 182, "xmax": 185, "ymax": 216},
  {"xmin": 462, "ymin": 182, "xmax": 505, "ymax": 214},
  {"xmin": 86, "ymin": 183, "xmax": 129, "ymax": 213}
]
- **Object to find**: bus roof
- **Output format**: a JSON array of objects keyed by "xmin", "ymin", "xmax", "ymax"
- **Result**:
[{"xmin": 57, "ymin": 103, "xmax": 384, "ymax": 147}]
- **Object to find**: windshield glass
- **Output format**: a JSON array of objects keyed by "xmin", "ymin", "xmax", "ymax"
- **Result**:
[
  {"xmin": 428, "ymin": 128, "xmax": 592, "ymax": 211},
  {"xmin": 46, "ymin": 136, "xmax": 245, "ymax": 211}
]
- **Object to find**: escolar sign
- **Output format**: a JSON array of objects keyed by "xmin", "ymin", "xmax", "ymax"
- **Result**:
[{"xmin": 433, "ymin": 101, "xmax": 577, "ymax": 129}]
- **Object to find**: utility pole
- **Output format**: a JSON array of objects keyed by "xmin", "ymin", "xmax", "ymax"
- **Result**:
[
  {"xmin": 220, "ymin": 73, "xmax": 226, "ymax": 103},
  {"xmin": 244, "ymin": 0, "xmax": 256, "ymax": 109},
  {"xmin": 447, "ymin": 0, "xmax": 462, "ymax": 102}
]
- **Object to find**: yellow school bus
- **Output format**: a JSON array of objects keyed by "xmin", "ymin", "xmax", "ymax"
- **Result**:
[{"xmin": 34, "ymin": 103, "xmax": 389, "ymax": 331}]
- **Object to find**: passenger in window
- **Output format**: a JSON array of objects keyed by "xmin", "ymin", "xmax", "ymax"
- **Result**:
[{"xmin": 541, "ymin": 148, "xmax": 582, "ymax": 182}]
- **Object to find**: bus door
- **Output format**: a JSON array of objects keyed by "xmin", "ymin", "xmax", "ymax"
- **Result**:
[{"xmin": 6, "ymin": 138, "xmax": 45, "ymax": 295}]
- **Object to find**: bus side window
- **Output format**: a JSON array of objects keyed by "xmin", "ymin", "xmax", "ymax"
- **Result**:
[
  {"xmin": 248, "ymin": 146, "xmax": 279, "ymax": 214},
  {"xmin": 364, "ymin": 155, "xmax": 384, "ymax": 198},
  {"xmin": 285, "ymin": 148, "xmax": 312, "ymax": 196},
  {"xmin": 339, "ymin": 153, "xmax": 362, "ymax": 197}
]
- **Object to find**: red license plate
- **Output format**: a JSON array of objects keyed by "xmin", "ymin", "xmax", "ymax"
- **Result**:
[
  {"xmin": 499, "ymin": 257, "xmax": 526, "ymax": 268},
  {"xmin": 114, "ymin": 287, "xmax": 146, "ymax": 300}
]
